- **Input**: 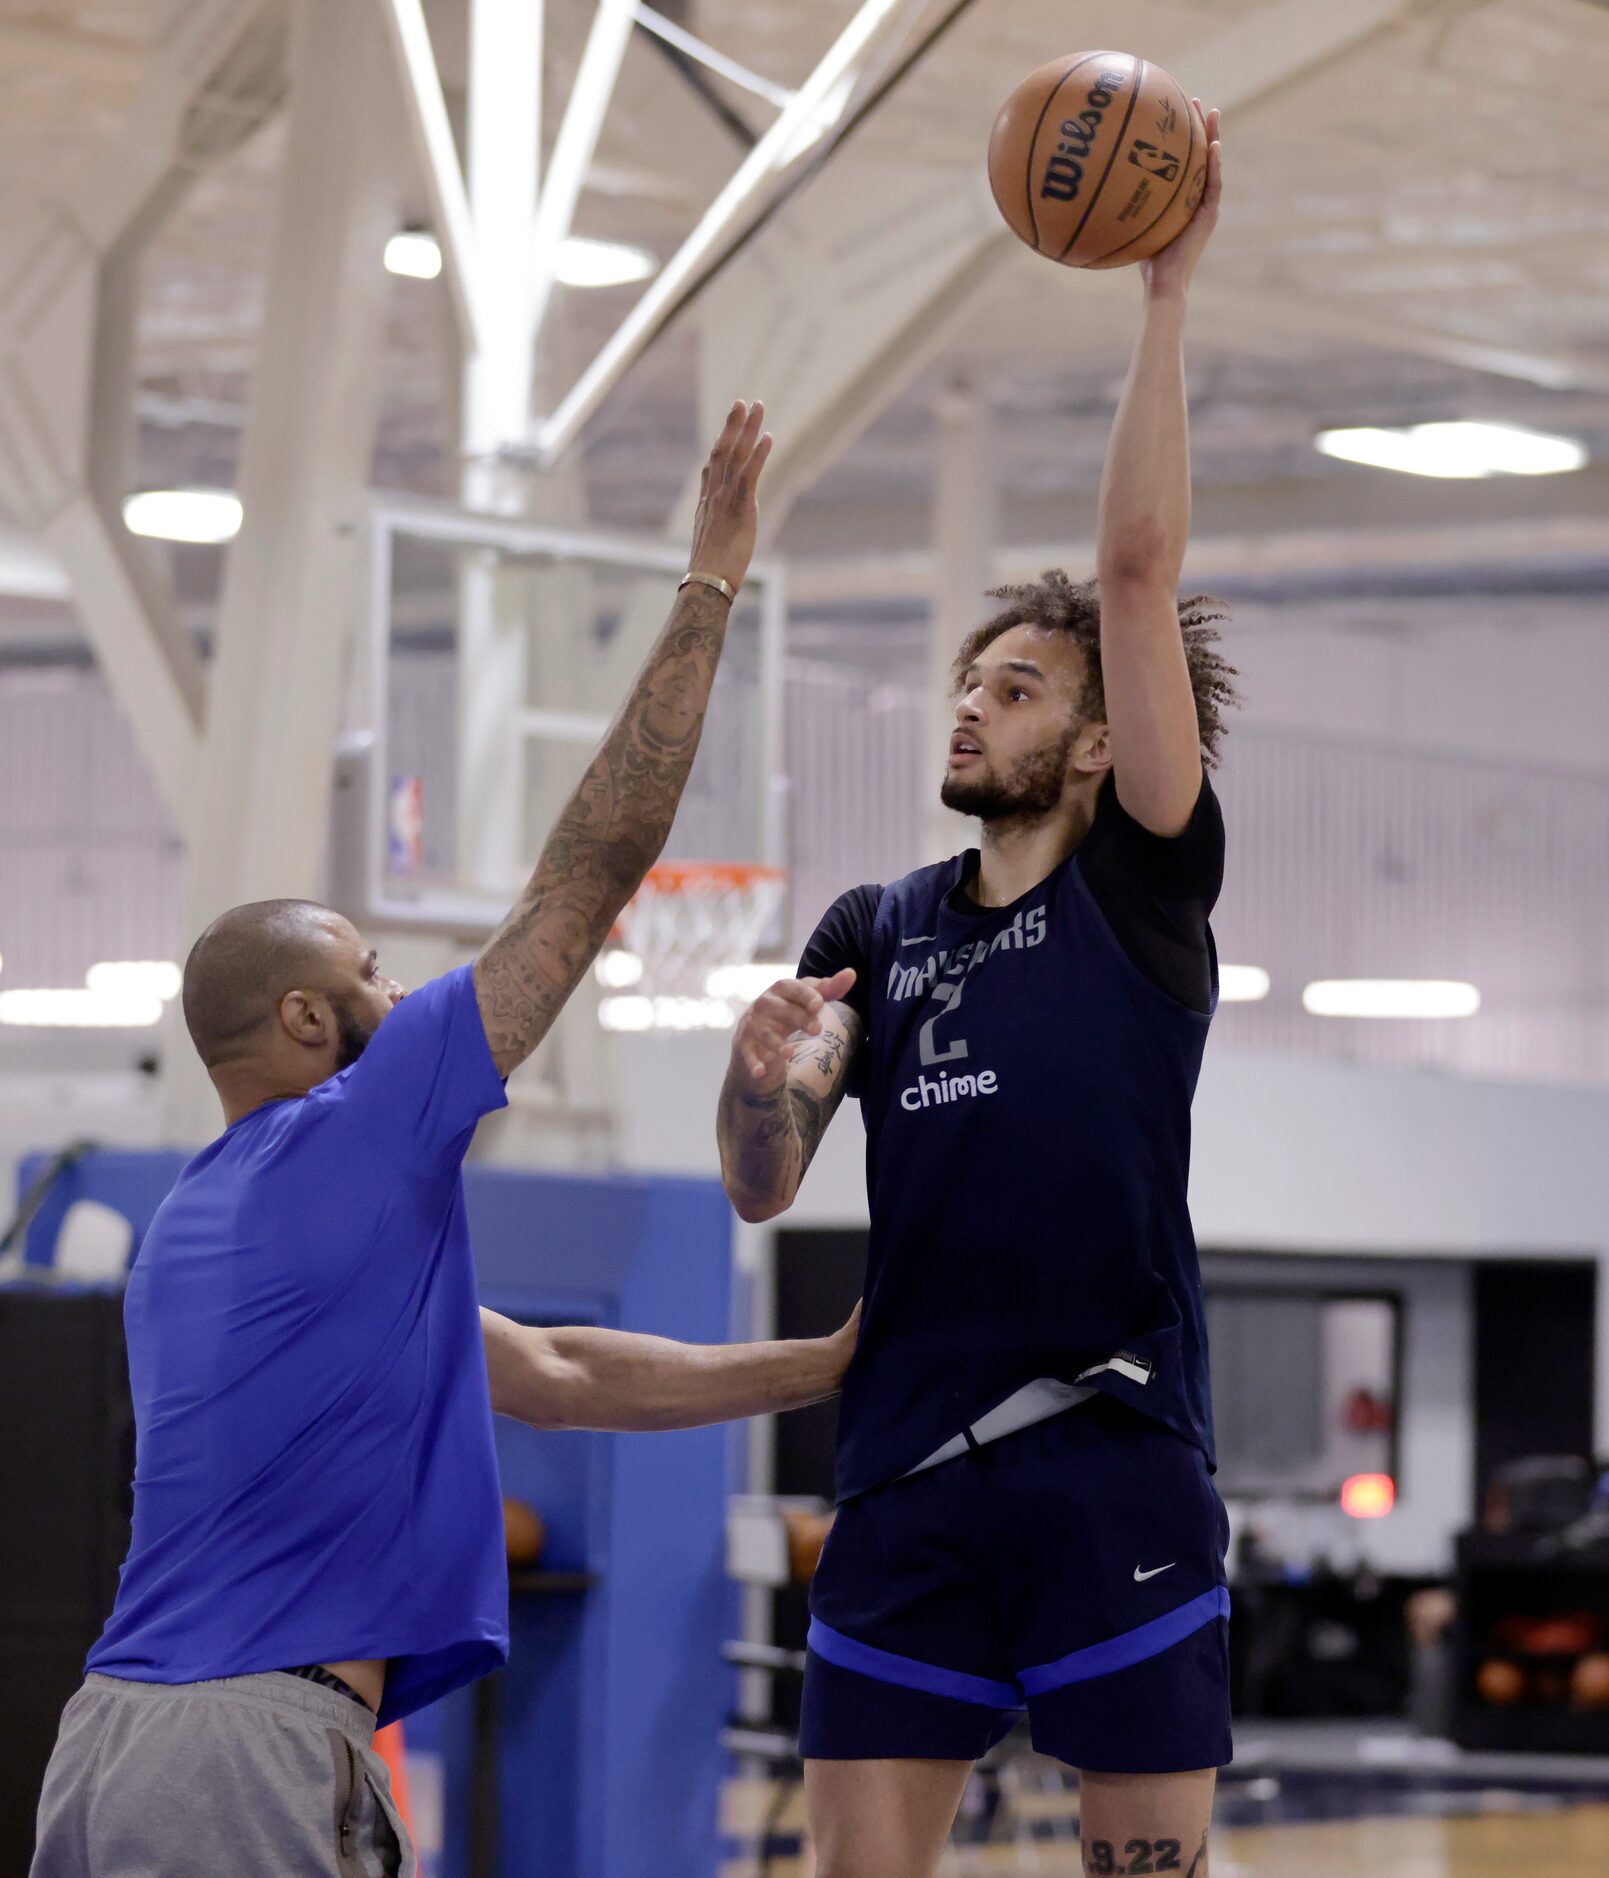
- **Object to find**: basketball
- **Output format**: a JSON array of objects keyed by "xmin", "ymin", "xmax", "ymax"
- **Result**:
[
  {"xmin": 987, "ymin": 51, "xmax": 1209, "ymax": 269},
  {"xmin": 502, "ymin": 1496, "xmax": 547, "ymax": 1567},
  {"xmin": 782, "ymin": 1507, "xmax": 835, "ymax": 1583},
  {"xmin": 1573, "ymin": 1653, "xmax": 1609, "ymax": 1710},
  {"xmin": 1475, "ymin": 1657, "xmax": 1526, "ymax": 1706}
]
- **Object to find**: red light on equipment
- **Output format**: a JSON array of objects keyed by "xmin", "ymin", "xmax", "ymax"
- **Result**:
[{"xmin": 1341, "ymin": 1473, "xmax": 1395, "ymax": 1519}]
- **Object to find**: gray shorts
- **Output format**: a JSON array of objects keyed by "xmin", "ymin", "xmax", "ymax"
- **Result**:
[{"xmin": 31, "ymin": 1672, "xmax": 415, "ymax": 1878}]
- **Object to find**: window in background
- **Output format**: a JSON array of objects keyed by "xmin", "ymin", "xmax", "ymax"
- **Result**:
[{"xmin": 1207, "ymin": 1288, "xmax": 1400, "ymax": 1500}]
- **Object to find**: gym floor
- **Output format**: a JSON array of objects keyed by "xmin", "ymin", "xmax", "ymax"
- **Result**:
[{"xmin": 719, "ymin": 1726, "xmax": 1609, "ymax": 1875}]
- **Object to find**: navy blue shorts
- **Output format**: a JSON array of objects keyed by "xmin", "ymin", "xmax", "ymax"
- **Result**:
[{"xmin": 801, "ymin": 1394, "xmax": 1231, "ymax": 1773}]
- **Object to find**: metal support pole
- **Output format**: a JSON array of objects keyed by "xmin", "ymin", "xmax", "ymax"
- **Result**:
[
  {"xmin": 926, "ymin": 379, "xmax": 993, "ymax": 864},
  {"xmin": 528, "ymin": 0, "xmax": 637, "ymax": 350},
  {"xmin": 169, "ymin": 0, "xmax": 406, "ymax": 1138},
  {"xmin": 456, "ymin": 0, "xmax": 543, "ymax": 897}
]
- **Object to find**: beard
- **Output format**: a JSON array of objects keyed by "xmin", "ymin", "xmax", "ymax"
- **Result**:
[
  {"xmin": 331, "ymin": 994, "xmax": 383, "ymax": 1072},
  {"xmin": 940, "ymin": 725, "xmax": 1078, "ymax": 823}
]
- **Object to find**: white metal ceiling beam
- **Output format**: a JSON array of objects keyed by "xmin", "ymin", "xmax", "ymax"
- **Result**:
[
  {"xmin": 0, "ymin": 0, "xmax": 277, "ymax": 831},
  {"xmin": 588, "ymin": 0, "xmax": 1435, "ymax": 699},
  {"xmin": 703, "ymin": 0, "xmax": 1447, "ymax": 541},
  {"xmin": 1166, "ymin": 0, "xmax": 1422, "ymax": 103},
  {"xmin": 1190, "ymin": 278, "xmax": 1609, "ymax": 395},
  {"xmin": 783, "ymin": 508, "xmax": 1609, "ymax": 610},
  {"xmin": 377, "ymin": 0, "xmax": 487, "ymax": 356},
  {"xmin": 529, "ymin": 0, "xmax": 638, "ymax": 350},
  {"xmin": 532, "ymin": 0, "xmax": 927, "ymax": 464},
  {"xmin": 632, "ymin": 5, "xmax": 793, "ymax": 109},
  {"xmin": 457, "ymin": 0, "xmax": 547, "ymax": 897},
  {"xmin": 169, "ymin": 0, "xmax": 409, "ymax": 1141},
  {"xmin": 0, "ymin": 19, "xmax": 145, "ymax": 83}
]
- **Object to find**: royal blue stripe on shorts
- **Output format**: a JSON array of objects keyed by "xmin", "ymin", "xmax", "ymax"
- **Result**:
[{"xmin": 801, "ymin": 1393, "xmax": 1233, "ymax": 1772}]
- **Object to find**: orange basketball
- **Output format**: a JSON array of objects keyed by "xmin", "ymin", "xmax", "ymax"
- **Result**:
[
  {"xmin": 1573, "ymin": 1652, "xmax": 1609, "ymax": 1710},
  {"xmin": 987, "ymin": 52, "xmax": 1208, "ymax": 269},
  {"xmin": 502, "ymin": 1496, "xmax": 547, "ymax": 1567},
  {"xmin": 781, "ymin": 1507, "xmax": 835, "ymax": 1583},
  {"xmin": 1474, "ymin": 1657, "xmax": 1525, "ymax": 1706}
]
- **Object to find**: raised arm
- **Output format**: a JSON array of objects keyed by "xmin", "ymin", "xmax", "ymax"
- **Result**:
[
  {"xmin": 480, "ymin": 1303, "xmax": 858, "ymax": 1432},
  {"xmin": 1094, "ymin": 105, "xmax": 1222, "ymax": 837},
  {"xmin": 716, "ymin": 968, "xmax": 860, "ymax": 1223},
  {"xmin": 474, "ymin": 401, "xmax": 773, "ymax": 1076}
]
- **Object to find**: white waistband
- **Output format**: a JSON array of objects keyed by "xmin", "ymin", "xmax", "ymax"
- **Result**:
[{"xmin": 903, "ymin": 1376, "xmax": 1096, "ymax": 1477}]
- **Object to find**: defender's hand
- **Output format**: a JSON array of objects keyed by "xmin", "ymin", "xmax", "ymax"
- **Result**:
[
  {"xmin": 1140, "ymin": 103, "xmax": 1221, "ymax": 300},
  {"xmin": 732, "ymin": 967, "xmax": 857, "ymax": 1092},
  {"xmin": 687, "ymin": 399, "xmax": 773, "ymax": 594}
]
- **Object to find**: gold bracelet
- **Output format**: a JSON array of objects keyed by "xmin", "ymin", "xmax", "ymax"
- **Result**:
[{"xmin": 679, "ymin": 570, "xmax": 736, "ymax": 604}]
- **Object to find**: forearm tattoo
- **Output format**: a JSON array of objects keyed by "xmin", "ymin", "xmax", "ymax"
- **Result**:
[
  {"xmin": 789, "ymin": 1085, "xmax": 829, "ymax": 1172},
  {"xmin": 716, "ymin": 1007, "xmax": 861, "ymax": 1207},
  {"xmin": 474, "ymin": 586, "xmax": 731, "ymax": 1072}
]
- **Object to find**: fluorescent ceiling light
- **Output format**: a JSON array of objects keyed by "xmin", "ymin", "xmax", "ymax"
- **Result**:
[
  {"xmin": 553, "ymin": 237, "xmax": 657, "ymax": 288},
  {"xmin": 706, "ymin": 962, "xmax": 792, "ymax": 1005},
  {"xmin": 123, "ymin": 489, "xmax": 242, "ymax": 545},
  {"xmin": 384, "ymin": 229, "xmax": 443, "ymax": 279},
  {"xmin": 1303, "ymin": 979, "xmax": 1481, "ymax": 1019},
  {"xmin": 1218, "ymin": 964, "xmax": 1271, "ymax": 1004},
  {"xmin": 86, "ymin": 960, "xmax": 182, "ymax": 1002},
  {"xmin": 0, "ymin": 987, "xmax": 163, "ymax": 1028},
  {"xmin": 594, "ymin": 949, "xmax": 645, "ymax": 990},
  {"xmin": 599, "ymin": 994, "xmax": 736, "ymax": 1033},
  {"xmin": 1316, "ymin": 421, "xmax": 1585, "ymax": 480}
]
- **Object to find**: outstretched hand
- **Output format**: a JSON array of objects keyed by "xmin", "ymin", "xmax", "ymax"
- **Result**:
[
  {"xmin": 1140, "ymin": 102, "xmax": 1221, "ymax": 299},
  {"xmin": 687, "ymin": 399, "xmax": 774, "ymax": 594}
]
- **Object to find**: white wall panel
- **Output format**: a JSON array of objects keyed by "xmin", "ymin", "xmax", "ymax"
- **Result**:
[
  {"xmin": 0, "ymin": 671, "xmax": 182, "ymax": 988},
  {"xmin": 782, "ymin": 647, "xmax": 1609, "ymax": 1086}
]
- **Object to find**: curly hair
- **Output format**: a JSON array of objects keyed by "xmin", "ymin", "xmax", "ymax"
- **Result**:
[{"xmin": 951, "ymin": 569, "xmax": 1239, "ymax": 767}]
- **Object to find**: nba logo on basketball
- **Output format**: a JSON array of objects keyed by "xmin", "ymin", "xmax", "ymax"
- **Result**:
[{"xmin": 389, "ymin": 775, "xmax": 424, "ymax": 873}]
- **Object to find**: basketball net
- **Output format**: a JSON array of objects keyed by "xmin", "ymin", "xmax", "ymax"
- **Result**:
[{"xmin": 603, "ymin": 862, "xmax": 786, "ymax": 1030}]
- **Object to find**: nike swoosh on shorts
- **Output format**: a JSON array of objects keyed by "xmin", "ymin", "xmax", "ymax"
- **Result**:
[{"xmin": 1133, "ymin": 1563, "xmax": 1176, "ymax": 1582}]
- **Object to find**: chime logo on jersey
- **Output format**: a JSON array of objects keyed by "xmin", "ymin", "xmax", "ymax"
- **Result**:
[
  {"xmin": 885, "ymin": 904, "xmax": 1048, "ymax": 1003},
  {"xmin": 900, "ymin": 1066, "xmax": 1001, "ymax": 1112}
]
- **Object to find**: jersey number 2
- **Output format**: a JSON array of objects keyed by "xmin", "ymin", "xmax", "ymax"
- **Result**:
[{"xmin": 919, "ymin": 978, "xmax": 970, "ymax": 1066}]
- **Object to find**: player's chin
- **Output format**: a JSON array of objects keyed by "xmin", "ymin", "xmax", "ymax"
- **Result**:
[{"xmin": 940, "ymin": 769, "xmax": 996, "ymax": 815}]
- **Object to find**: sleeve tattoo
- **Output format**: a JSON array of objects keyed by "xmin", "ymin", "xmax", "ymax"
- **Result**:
[{"xmin": 474, "ymin": 586, "xmax": 731, "ymax": 1073}]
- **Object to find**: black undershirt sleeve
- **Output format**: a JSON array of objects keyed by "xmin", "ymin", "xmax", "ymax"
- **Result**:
[
  {"xmin": 797, "ymin": 883, "xmax": 882, "ymax": 1097},
  {"xmin": 1074, "ymin": 772, "xmax": 1225, "ymax": 1014}
]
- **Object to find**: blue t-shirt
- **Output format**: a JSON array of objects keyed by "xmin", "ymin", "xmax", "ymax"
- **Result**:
[
  {"xmin": 87, "ymin": 965, "xmax": 510, "ymax": 1723},
  {"xmin": 800, "ymin": 776, "xmax": 1223, "ymax": 1500}
]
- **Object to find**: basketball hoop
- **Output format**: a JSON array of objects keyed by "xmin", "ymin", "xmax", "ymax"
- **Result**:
[{"xmin": 600, "ymin": 862, "xmax": 787, "ymax": 1032}]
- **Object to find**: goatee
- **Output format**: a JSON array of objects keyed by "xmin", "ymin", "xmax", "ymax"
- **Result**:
[
  {"xmin": 332, "ymin": 996, "xmax": 381, "ymax": 1073},
  {"xmin": 940, "ymin": 728, "xmax": 1076, "ymax": 822}
]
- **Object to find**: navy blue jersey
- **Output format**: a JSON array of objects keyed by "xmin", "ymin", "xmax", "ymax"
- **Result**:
[{"xmin": 799, "ymin": 775, "xmax": 1223, "ymax": 1500}]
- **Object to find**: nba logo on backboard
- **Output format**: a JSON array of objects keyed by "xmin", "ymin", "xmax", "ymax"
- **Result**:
[{"xmin": 389, "ymin": 775, "xmax": 424, "ymax": 873}]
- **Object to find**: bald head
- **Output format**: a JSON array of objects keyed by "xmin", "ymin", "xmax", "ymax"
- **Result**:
[{"xmin": 182, "ymin": 899, "xmax": 355, "ymax": 1070}]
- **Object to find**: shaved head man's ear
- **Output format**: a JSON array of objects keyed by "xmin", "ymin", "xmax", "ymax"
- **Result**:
[{"xmin": 182, "ymin": 899, "xmax": 338, "ymax": 1068}]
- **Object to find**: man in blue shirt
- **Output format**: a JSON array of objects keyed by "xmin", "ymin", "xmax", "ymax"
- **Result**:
[
  {"xmin": 716, "ymin": 118, "xmax": 1237, "ymax": 1878},
  {"xmin": 31, "ymin": 403, "xmax": 854, "ymax": 1878}
]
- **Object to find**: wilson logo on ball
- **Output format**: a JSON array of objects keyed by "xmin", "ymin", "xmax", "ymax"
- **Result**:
[{"xmin": 1039, "ymin": 69, "xmax": 1127, "ymax": 203}]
